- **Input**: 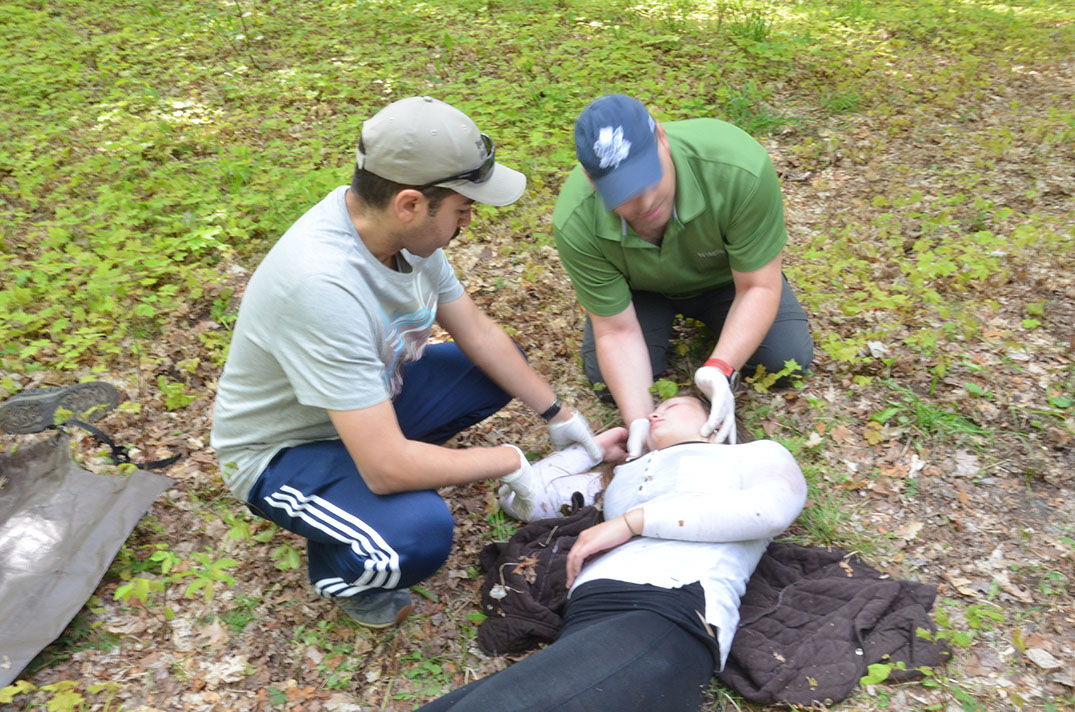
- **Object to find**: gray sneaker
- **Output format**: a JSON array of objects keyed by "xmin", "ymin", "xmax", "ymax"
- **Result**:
[
  {"xmin": 0, "ymin": 382, "xmax": 119, "ymax": 434},
  {"xmin": 337, "ymin": 589, "xmax": 413, "ymax": 629}
]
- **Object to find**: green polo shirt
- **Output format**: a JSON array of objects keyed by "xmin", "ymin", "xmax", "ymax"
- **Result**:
[{"xmin": 553, "ymin": 118, "xmax": 787, "ymax": 317}]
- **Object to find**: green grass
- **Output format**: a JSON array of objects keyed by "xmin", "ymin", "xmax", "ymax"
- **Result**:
[
  {"xmin": 22, "ymin": 610, "xmax": 121, "ymax": 677},
  {"xmin": 873, "ymin": 382, "xmax": 988, "ymax": 443},
  {"xmin": 2, "ymin": 0, "xmax": 1072, "ymax": 371}
]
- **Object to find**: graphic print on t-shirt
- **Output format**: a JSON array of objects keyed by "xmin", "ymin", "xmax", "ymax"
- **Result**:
[{"xmin": 378, "ymin": 274, "xmax": 438, "ymax": 397}]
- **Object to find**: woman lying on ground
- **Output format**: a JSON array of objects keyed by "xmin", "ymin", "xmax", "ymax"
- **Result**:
[{"xmin": 416, "ymin": 395, "xmax": 807, "ymax": 712}]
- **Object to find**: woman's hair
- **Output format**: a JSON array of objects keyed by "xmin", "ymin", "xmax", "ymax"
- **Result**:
[{"xmin": 675, "ymin": 387, "xmax": 753, "ymax": 444}]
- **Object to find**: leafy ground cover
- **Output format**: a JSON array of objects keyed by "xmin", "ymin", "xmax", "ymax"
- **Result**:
[{"xmin": 1, "ymin": 0, "xmax": 1073, "ymax": 710}]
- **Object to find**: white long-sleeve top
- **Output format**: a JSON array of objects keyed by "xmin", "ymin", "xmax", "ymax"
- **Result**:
[{"xmin": 566, "ymin": 439, "xmax": 806, "ymax": 670}]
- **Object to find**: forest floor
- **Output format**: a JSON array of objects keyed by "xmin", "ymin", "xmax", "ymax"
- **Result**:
[{"xmin": 2, "ymin": 6, "xmax": 1073, "ymax": 712}]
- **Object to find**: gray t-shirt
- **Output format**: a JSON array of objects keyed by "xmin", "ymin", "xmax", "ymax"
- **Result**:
[{"xmin": 210, "ymin": 186, "xmax": 465, "ymax": 500}]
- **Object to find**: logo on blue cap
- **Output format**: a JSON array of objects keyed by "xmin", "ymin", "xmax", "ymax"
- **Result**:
[
  {"xmin": 594, "ymin": 127, "xmax": 631, "ymax": 169},
  {"xmin": 574, "ymin": 95, "xmax": 662, "ymax": 209}
]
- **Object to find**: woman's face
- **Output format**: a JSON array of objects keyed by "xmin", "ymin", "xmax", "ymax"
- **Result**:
[{"xmin": 646, "ymin": 396, "xmax": 708, "ymax": 450}]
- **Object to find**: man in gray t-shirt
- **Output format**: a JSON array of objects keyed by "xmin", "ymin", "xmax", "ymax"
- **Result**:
[{"xmin": 211, "ymin": 97, "xmax": 600, "ymax": 628}]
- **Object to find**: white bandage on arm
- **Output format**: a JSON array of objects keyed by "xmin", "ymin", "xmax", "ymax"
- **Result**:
[
  {"xmin": 501, "ymin": 444, "xmax": 605, "ymax": 521},
  {"xmin": 641, "ymin": 454, "xmax": 807, "ymax": 542},
  {"xmin": 533, "ymin": 442, "xmax": 602, "ymax": 477}
]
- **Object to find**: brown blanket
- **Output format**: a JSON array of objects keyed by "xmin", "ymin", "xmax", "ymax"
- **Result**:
[
  {"xmin": 477, "ymin": 517, "xmax": 950, "ymax": 706},
  {"xmin": 718, "ymin": 542, "xmax": 951, "ymax": 706},
  {"xmin": 476, "ymin": 501, "xmax": 600, "ymax": 656}
]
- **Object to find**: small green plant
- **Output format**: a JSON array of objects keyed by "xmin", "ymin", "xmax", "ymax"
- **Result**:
[
  {"xmin": 114, "ymin": 545, "xmax": 239, "ymax": 608},
  {"xmin": 964, "ymin": 602, "xmax": 1006, "ymax": 631},
  {"xmin": 821, "ymin": 89, "xmax": 862, "ymax": 113},
  {"xmin": 292, "ymin": 620, "xmax": 366, "ymax": 689},
  {"xmin": 746, "ymin": 359, "xmax": 804, "ymax": 393},
  {"xmin": 715, "ymin": 80, "xmax": 793, "ymax": 136},
  {"xmin": 220, "ymin": 595, "xmax": 262, "ymax": 634},
  {"xmin": 271, "ymin": 540, "xmax": 303, "ymax": 570},
  {"xmin": 114, "ymin": 577, "xmax": 167, "ymax": 607},
  {"xmin": 112, "ymin": 542, "xmax": 181, "ymax": 619},
  {"xmin": 157, "ymin": 375, "xmax": 195, "ymax": 411},
  {"xmin": 222, "ymin": 507, "xmax": 277, "ymax": 543},
  {"xmin": 485, "ymin": 506, "xmax": 519, "ymax": 542},
  {"xmin": 726, "ymin": 5, "xmax": 774, "ymax": 43},
  {"xmin": 182, "ymin": 551, "xmax": 239, "ymax": 603},
  {"xmin": 1035, "ymin": 569, "xmax": 1067, "ymax": 598},
  {"xmin": 211, "ymin": 288, "xmax": 238, "ymax": 329},
  {"xmin": 393, "ymin": 650, "xmax": 454, "ymax": 701},
  {"xmin": 791, "ymin": 485, "xmax": 860, "ymax": 550},
  {"xmin": 963, "ymin": 382, "xmax": 992, "ymax": 399},
  {"xmin": 0, "ymin": 679, "xmax": 122, "ymax": 712},
  {"xmin": 651, "ymin": 378, "xmax": 680, "ymax": 399}
]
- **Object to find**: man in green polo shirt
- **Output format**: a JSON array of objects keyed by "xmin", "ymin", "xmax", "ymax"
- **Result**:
[{"xmin": 553, "ymin": 94, "xmax": 813, "ymax": 455}]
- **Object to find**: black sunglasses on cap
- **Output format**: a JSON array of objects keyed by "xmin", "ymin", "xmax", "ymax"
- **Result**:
[{"xmin": 416, "ymin": 134, "xmax": 495, "ymax": 190}]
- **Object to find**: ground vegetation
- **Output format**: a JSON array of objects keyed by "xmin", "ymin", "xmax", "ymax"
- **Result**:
[{"xmin": 1, "ymin": 0, "xmax": 1072, "ymax": 710}]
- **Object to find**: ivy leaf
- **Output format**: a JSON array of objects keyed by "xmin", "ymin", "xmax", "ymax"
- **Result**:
[{"xmin": 860, "ymin": 663, "xmax": 893, "ymax": 686}]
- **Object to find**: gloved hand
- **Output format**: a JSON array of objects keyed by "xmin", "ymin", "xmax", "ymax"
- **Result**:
[
  {"xmin": 694, "ymin": 366, "xmax": 737, "ymax": 444},
  {"xmin": 497, "ymin": 444, "xmax": 538, "ymax": 521},
  {"xmin": 547, "ymin": 410, "xmax": 603, "ymax": 462},
  {"xmin": 626, "ymin": 418, "xmax": 651, "ymax": 459}
]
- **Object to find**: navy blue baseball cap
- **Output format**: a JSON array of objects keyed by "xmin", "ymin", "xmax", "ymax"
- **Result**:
[{"xmin": 574, "ymin": 94, "xmax": 662, "ymax": 210}]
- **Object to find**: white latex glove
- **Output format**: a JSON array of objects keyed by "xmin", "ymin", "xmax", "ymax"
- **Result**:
[
  {"xmin": 626, "ymin": 418, "xmax": 651, "ymax": 459},
  {"xmin": 497, "ymin": 444, "xmax": 538, "ymax": 521},
  {"xmin": 547, "ymin": 410, "xmax": 603, "ymax": 462},
  {"xmin": 694, "ymin": 366, "xmax": 737, "ymax": 444}
]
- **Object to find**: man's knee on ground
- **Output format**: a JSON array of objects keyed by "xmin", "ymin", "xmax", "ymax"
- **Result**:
[
  {"xmin": 326, "ymin": 496, "xmax": 455, "ymax": 589},
  {"xmin": 747, "ymin": 328, "xmax": 814, "ymax": 382}
]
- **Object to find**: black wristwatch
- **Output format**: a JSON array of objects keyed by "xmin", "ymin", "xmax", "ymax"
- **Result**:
[{"xmin": 540, "ymin": 396, "xmax": 563, "ymax": 422}]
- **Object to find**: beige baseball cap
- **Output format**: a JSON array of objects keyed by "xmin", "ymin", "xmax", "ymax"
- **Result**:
[{"xmin": 356, "ymin": 96, "xmax": 526, "ymax": 206}]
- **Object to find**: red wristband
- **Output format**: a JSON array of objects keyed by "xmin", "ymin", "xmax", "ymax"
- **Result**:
[{"xmin": 704, "ymin": 358, "xmax": 735, "ymax": 378}]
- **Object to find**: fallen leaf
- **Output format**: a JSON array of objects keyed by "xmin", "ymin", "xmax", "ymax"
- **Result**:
[
  {"xmin": 865, "ymin": 421, "xmax": 885, "ymax": 445},
  {"xmin": 963, "ymin": 650, "xmax": 1005, "ymax": 676},
  {"xmin": 893, "ymin": 521, "xmax": 924, "ymax": 541},
  {"xmin": 286, "ymin": 684, "xmax": 319, "ymax": 702},
  {"xmin": 1026, "ymin": 649, "xmax": 1064, "ymax": 670},
  {"xmin": 201, "ymin": 655, "xmax": 249, "ymax": 687},
  {"xmin": 196, "ymin": 620, "xmax": 229, "ymax": 647},
  {"xmin": 992, "ymin": 571, "xmax": 1034, "ymax": 603},
  {"xmin": 829, "ymin": 425, "xmax": 854, "ymax": 443},
  {"xmin": 870, "ymin": 476, "xmax": 904, "ymax": 496},
  {"xmin": 305, "ymin": 645, "xmax": 323, "ymax": 665},
  {"xmin": 953, "ymin": 451, "xmax": 980, "ymax": 477},
  {"xmin": 942, "ymin": 573, "xmax": 978, "ymax": 597},
  {"xmin": 908, "ymin": 453, "xmax": 926, "ymax": 476},
  {"xmin": 867, "ymin": 340, "xmax": 890, "ymax": 358},
  {"xmin": 325, "ymin": 693, "xmax": 364, "ymax": 712},
  {"xmin": 103, "ymin": 616, "xmax": 154, "ymax": 636}
]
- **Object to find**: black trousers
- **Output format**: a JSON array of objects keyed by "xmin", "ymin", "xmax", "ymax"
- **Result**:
[{"xmin": 416, "ymin": 582, "xmax": 718, "ymax": 712}]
